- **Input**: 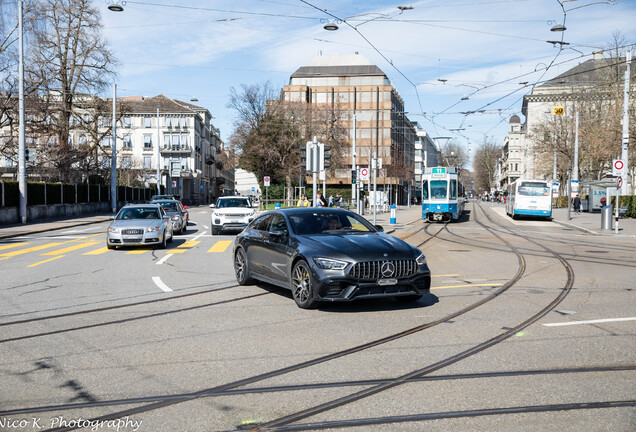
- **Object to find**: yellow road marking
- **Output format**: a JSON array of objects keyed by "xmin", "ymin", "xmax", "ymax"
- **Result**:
[
  {"xmin": 28, "ymin": 255, "xmax": 65, "ymax": 267},
  {"xmin": 1, "ymin": 243, "xmax": 65, "ymax": 257},
  {"xmin": 432, "ymin": 274, "xmax": 460, "ymax": 278},
  {"xmin": 432, "ymin": 283, "xmax": 502, "ymax": 290},
  {"xmin": 41, "ymin": 241, "xmax": 101, "ymax": 256},
  {"xmin": 208, "ymin": 240, "xmax": 232, "ymax": 253},
  {"xmin": 84, "ymin": 247, "xmax": 110, "ymax": 255},
  {"xmin": 126, "ymin": 248, "xmax": 153, "ymax": 254},
  {"xmin": 0, "ymin": 242, "xmax": 29, "ymax": 251},
  {"xmin": 71, "ymin": 233, "xmax": 102, "ymax": 242},
  {"xmin": 168, "ymin": 240, "xmax": 201, "ymax": 253}
]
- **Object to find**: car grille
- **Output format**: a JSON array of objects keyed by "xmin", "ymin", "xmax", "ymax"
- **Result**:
[
  {"xmin": 123, "ymin": 229, "xmax": 144, "ymax": 235},
  {"xmin": 123, "ymin": 238, "xmax": 142, "ymax": 243},
  {"xmin": 225, "ymin": 213, "xmax": 246, "ymax": 218},
  {"xmin": 349, "ymin": 259, "xmax": 418, "ymax": 280}
]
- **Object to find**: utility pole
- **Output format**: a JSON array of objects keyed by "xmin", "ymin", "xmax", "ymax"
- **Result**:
[
  {"xmin": 621, "ymin": 50, "xmax": 631, "ymax": 194},
  {"xmin": 156, "ymin": 107, "xmax": 161, "ymax": 194},
  {"xmin": 110, "ymin": 84, "xmax": 117, "ymax": 214},
  {"xmin": 572, "ymin": 111, "xmax": 579, "ymax": 197},
  {"xmin": 18, "ymin": 0, "xmax": 26, "ymax": 224},
  {"xmin": 351, "ymin": 111, "xmax": 357, "ymax": 213}
]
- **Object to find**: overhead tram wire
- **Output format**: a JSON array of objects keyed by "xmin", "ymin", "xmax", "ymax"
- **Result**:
[{"xmin": 298, "ymin": 0, "xmax": 428, "ymax": 121}]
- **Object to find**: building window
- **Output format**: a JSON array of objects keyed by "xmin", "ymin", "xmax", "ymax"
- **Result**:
[
  {"xmin": 123, "ymin": 117, "xmax": 131, "ymax": 128},
  {"xmin": 144, "ymin": 117, "xmax": 152, "ymax": 128},
  {"xmin": 144, "ymin": 135, "xmax": 152, "ymax": 149},
  {"xmin": 79, "ymin": 134, "xmax": 87, "ymax": 145},
  {"xmin": 361, "ymin": 92, "xmax": 372, "ymax": 103},
  {"xmin": 102, "ymin": 116, "xmax": 111, "ymax": 127},
  {"xmin": 163, "ymin": 157, "xmax": 170, "ymax": 169},
  {"xmin": 180, "ymin": 117, "xmax": 187, "ymax": 128},
  {"xmin": 144, "ymin": 157, "xmax": 152, "ymax": 169},
  {"xmin": 164, "ymin": 135, "xmax": 170, "ymax": 147},
  {"xmin": 124, "ymin": 135, "xmax": 132, "ymax": 149},
  {"xmin": 122, "ymin": 157, "xmax": 132, "ymax": 168},
  {"xmin": 181, "ymin": 135, "xmax": 188, "ymax": 146},
  {"xmin": 172, "ymin": 135, "xmax": 180, "ymax": 148}
]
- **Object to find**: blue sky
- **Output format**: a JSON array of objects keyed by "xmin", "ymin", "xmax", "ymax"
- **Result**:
[{"xmin": 100, "ymin": 0, "xmax": 636, "ymax": 159}]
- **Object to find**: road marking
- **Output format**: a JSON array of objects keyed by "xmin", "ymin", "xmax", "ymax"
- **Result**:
[
  {"xmin": 28, "ymin": 255, "xmax": 65, "ymax": 267},
  {"xmin": 0, "ymin": 242, "xmax": 29, "ymax": 251},
  {"xmin": 0, "ymin": 243, "xmax": 65, "ymax": 257},
  {"xmin": 431, "ymin": 283, "xmax": 502, "ymax": 290},
  {"xmin": 543, "ymin": 317, "xmax": 636, "ymax": 327},
  {"xmin": 84, "ymin": 247, "xmax": 110, "ymax": 255},
  {"xmin": 208, "ymin": 240, "xmax": 232, "ymax": 253},
  {"xmin": 156, "ymin": 255, "xmax": 172, "ymax": 265},
  {"xmin": 168, "ymin": 240, "xmax": 201, "ymax": 254},
  {"xmin": 152, "ymin": 276, "xmax": 173, "ymax": 292},
  {"xmin": 432, "ymin": 274, "xmax": 460, "ymax": 278},
  {"xmin": 40, "ymin": 241, "xmax": 101, "ymax": 256},
  {"xmin": 127, "ymin": 248, "xmax": 153, "ymax": 254}
]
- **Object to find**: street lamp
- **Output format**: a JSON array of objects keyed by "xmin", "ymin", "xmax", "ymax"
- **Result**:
[{"xmin": 108, "ymin": 0, "xmax": 125, "ymax": 12}]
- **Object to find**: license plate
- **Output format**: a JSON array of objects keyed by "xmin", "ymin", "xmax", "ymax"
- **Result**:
[
  {"xmin": 378, "ymin": 278, "xmax": 398, "ymax": 286},
  {"xmin": 230, "ymin": 220, "xmax": 239, "ymax": 223}
]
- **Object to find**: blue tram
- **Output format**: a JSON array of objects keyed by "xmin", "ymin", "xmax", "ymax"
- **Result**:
[{"xmin": 421, "ymin": 167, "xmax": 465, "ymax": 222}]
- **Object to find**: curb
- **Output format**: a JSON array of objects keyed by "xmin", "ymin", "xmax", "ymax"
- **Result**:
[{"xmin": 551, "ymin": 219, "xmax": 600, "ymax": 235}]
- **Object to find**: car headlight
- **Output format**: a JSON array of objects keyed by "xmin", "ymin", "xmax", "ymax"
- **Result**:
[
  {"xmin": 172, "ymin": 215, "xmax": 180, "ymax": 221},
  {"xmin": 416, "ymin": 253, "xmax": 427, "ymax": 265},
  {"xmin": 213, "ymin": 212, "xmax": 220, "ymax": 218},
  {"xmin": 147, "ymin": 226, "xmax": 160, "ymax": 232},
  {"xmin": 314, "ymin": 257, "xmax": 349, "ymax": 270},
  {"xmin": 108, "ymin": 227, "xmax": 120, "ymax": 233}
]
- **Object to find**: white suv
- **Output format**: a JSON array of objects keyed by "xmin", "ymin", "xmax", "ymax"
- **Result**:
[{"xmin": 209, "ymin": 196, "xmax": 257, "ymax": 235}]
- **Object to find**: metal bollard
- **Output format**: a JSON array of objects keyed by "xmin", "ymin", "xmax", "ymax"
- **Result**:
[{"xmin": 601, "ymin": 205, "xmax": 613, "ymax": 230}]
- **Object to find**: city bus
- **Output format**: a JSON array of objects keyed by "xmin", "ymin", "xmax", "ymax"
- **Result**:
[{"xmin": 506, "ymin": 179, "xmax": 552, "ymax": 219}]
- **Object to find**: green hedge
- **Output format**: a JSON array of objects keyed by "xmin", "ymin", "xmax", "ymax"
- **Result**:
[{"xmin": 610, "ymin": 195, "xmax": 636, "ymax": 218}]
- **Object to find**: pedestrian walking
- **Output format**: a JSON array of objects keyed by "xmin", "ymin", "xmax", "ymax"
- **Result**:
[
  {"xmin": 573, "ymin": 194, "xmax": 581, "ymax": 213},
  {"xmin": 328, "ymin": 194, "xmax": 334, "ymax": 207}
]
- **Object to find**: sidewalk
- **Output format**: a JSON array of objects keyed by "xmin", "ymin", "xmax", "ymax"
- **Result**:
[
  {"xmin": 550, "ymin": 206, "xmax": 636, "ymax": 237},
  {"xmin": 0, "ymin": 213, "xmax": 113, "ymax": 239}
]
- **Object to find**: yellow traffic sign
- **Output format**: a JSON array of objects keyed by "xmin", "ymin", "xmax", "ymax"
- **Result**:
[{"xmin": 553, "ymin": 106, "xmax": 564, "ymax": 115}]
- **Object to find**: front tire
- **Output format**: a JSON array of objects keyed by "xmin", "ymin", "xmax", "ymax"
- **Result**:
[
  {"xmin": 160, "ymin": 233, "xmax": 167, "ymax": 249},
  {"xmin": 291, "ymin": 260, "xmax": 318, "ymax": 309},
  {"xmin": 211, "ymin": 226, "xmax": 219, "ymax": 235},
  {"xmin": 106, "ymin": 242, "xmax": 115, "ymax": 250},
  {"xmin": 234, "ymin": 248, "xmax": 253, "ymax": 285}
]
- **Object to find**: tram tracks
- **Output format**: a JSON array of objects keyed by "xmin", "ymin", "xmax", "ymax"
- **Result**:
[
  {"xmin": 34, "ymin": 213, "xmax": 528, "ymax": 431},
  {"xmin": 9, "ymin": 203, "xmax": 596, "ymax": 431}
]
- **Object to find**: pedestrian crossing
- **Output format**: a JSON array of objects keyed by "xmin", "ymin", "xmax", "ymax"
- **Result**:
[{"xmin": 0, "ymin": 235, "xmax": 234, "ymax": 265}]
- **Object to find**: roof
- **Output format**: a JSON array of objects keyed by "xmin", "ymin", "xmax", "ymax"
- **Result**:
[
  {"xmin": 538, "ymin": 57, "xmax": 635, "ymax": 88},
  {"xmin": 509, "ymin": 115, "xmax": 521, "ymax": 124},
  {"xmin": 113, "ymin": 94, "xmax": 205, "ymax": 114},
  {"xmin": 291, "ymin": 53, "xmax": 386, "ymax": 78}
]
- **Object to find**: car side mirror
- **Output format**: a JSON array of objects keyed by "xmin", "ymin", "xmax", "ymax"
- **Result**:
[
  {"xmin": 374, "ymin": 224, "xmax": 384, "ymax": 232},
  {"xmin": 209, "ymin": 204, "xmax": 215, "ymax": 208},
  {"xmin": 109, "ymin": 216, "xmax": 115, "ymax": 220},
  {"xmin": 270, "ymin": 228, "xmax": 287, "ymax": 239},
  {"xmin": 163, "ymin": 215, "xmax": 170, "ymax": 219}
]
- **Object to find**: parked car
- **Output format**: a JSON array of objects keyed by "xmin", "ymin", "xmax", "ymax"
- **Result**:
[
  {"xmin": 179, "ymin": 201, "xmax": 189, "ymax": 224},
  {"xmin": 106, "ymin": 204, "xmax": 173, "ymax": 249},
  {"xmin": 233, "ymin": 208, "xmax": 431, "ymax": 309},
  {"xmin": 154, "ymin": 199, "xmax": 188, "ymax": 234},
  {"xmin": 209, "ymin": 196, "xmax": 257, "ymax": 235}
]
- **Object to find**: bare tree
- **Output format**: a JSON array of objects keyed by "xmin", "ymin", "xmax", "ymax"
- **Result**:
[
  {"xmin": 24, "ymin": 0, "xmax": 117, "ymax": 181},
  {"xmin": 439, "ymin": 140, "xmax": 469, "ymax": 168},
  {"xmin": 228, "ymin": 82, "xmax": 347, "ymax": 205},
  {"xmin": 473, "ymin": 137, "xmax": 500, "ymax": 192}
]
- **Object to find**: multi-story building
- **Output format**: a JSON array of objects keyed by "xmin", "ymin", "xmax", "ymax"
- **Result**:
[
  {"xmin": 107, "ymin": 95, "xmax": 228, "ymax": 204},
  {"xmin": 414, "ymin": 125, "xmax": 442, "ymax": 194},
  {"xmin": 521, "ymin": 50, "xmax": 635, "ymax": 186},
  {"xmin": 280, "ymin": 53, "xmax": 418, "ymax": 204},
  {"xmin": 498, "ymin": 115, "xmax": 526, "ymax": 190}
]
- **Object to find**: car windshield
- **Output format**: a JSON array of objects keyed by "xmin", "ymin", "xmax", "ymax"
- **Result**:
[
  {"xmin": 117, "ymin": 208, "xmax": 161, "ymax": 220},
  {"xmin": 159, "ymin": 202, "xmax": 179, "ymax": 212},
  {"xmin": 216, "ymin": 199, "xmax": 250, "ymax": 208},
  {"xmin": 287, "ymin": 212, "xmax": 375, "ymax": 235},
  {"xmin": 430, "ymin": 180, "xmax": 448, "ymax": 200}
]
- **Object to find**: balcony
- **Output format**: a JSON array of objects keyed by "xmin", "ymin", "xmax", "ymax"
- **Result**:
[
  {"xmin": 205, "ymin": 156, "xmax": 215, "ymax": 165},
  {"xmin": 161, "ymin": 145, "xmax": 192, "ymax": 155}
]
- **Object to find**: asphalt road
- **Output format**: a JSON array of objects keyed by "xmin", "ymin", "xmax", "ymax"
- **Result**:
[{"xmin": 1, "ymin": 201, "xmax": 634, "ymax": 432}]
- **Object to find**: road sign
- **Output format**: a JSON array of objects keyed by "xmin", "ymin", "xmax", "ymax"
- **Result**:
[
  {"xmin": 432, "ymin": 167, "xmax": 446, "ymax": 174},
  {"xmin": 264, "ymin": 176, "xmax": 270, "ymax": 186},
  {"xmin": 360, "ymin": 167, "xmax": 369, "ymax": 181},
  {"xmin": 612, "ymin": 159, "xmax": 625, "ymax": 176},
  {"xmin": 617, "ymin": 176, "xmax": 623, "ymax": 189},
  {"xmin": 553, "ymin": 106, "xmax": 564, "ymax": 115}
]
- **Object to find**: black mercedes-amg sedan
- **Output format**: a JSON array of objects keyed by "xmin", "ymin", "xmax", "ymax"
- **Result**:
[{"xmin": 233, "ymin": 207, "xmax": 431, "ymax": 309}]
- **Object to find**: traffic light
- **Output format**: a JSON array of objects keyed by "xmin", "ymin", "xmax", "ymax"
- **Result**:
[
  {"xmin": 300, "ymin": 141, "xmax": 316, "ymax": 172},
  {"xmin": 319, "ymin": 143, "xmax": 331, "ymax": 171},
  {"xmin": 25, "ymin": 149, "xmax": 29, "ymax": 162},
  {"xmin": 351, "ymin": 169, "xmax": 357, "ymax": 184}
]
